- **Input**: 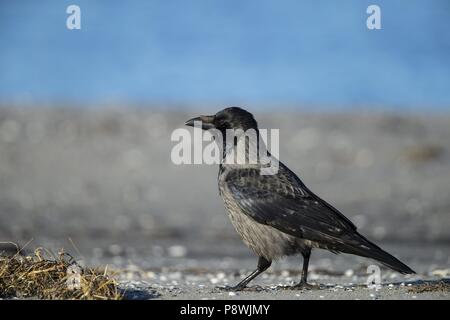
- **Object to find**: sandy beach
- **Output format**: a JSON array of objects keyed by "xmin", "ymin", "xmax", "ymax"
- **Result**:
[{"xmin": 0, "ymin": 107, "xmax": 449, "ymax": 299}]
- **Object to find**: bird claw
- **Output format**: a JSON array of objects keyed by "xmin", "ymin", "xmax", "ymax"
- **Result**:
[{"xmin": 290, "ymin": 282, "xmax": 322, "ymax": 290}]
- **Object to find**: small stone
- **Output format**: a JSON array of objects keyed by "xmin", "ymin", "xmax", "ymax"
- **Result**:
[{"xmin": 168, "ymin": 245, "xmax": 187, "ymax": 258}]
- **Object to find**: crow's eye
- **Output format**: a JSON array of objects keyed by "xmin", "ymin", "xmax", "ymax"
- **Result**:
[{"xmin": 215, "ymin": 117, "xmax": 227, "ymax": 128}]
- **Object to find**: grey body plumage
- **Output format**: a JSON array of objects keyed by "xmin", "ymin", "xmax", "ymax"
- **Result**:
[
  {"xmin": 186, "ymin": 107, "xmax": 415, "ymax": 290},
  {"xmin": 219, "ymin": 164, "xmax": 314, "ymax": 261}
]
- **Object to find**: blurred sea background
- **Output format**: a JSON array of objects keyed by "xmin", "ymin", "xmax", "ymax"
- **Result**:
[
  {"xmin": 0, "ymin": 1, "xmax": 449, "ymax": 274},
  {"xmin": 1, "ymin": 0, "xmax": 450, "ymax": 108}
]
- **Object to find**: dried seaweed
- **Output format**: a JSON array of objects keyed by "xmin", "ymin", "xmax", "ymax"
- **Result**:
[
  {"xmin": 408, "ymin": 280, "xmax": 450, "ymax": 293},
  {"xmin": 0, "ymin": 248, "xmax": 121, "ymax": 300}
]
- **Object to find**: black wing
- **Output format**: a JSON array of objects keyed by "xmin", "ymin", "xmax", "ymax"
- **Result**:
[
  {"xmin": 223, "ymin": 163, "xmax": 416, "ymax": 274},
  {"xmin": 224, "ymin": 163, "xmax": 358, "ymax": 247}
]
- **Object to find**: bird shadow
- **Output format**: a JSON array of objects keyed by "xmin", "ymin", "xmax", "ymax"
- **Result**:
[{"xmin": 119, "ymin": 284, "xmax": 161, "ymax": 300}]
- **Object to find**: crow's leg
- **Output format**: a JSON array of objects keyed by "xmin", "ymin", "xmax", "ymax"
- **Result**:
[
  {"xmin": 230, "ymin": 256, "xmax": 271, "ymax": 291},
  {"xmin": 300, "ymin": 248, "xmax": 311, "ymax": 285},
  {"xmin": 293, "ymin": 248, "xmax": 318, "ymax": 290}
]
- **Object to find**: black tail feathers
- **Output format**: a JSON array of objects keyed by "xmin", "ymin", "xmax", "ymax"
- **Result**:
[{"xmin": 343, "ymin": 233, "xmax": 415, "ymax": 275}]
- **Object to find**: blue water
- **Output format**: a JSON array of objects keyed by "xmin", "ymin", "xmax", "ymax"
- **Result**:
[{"xmin": 1, "ymin": 0, "xmax": 450, "ymax": 110}]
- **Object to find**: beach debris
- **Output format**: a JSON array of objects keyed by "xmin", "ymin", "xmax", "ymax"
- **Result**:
[
  {"xmin": 431, "ymin": 269, "xmax": 450, "ymax": 277},
  {"xmin": 408, "ymin": 280, "xmax": 450, "ymax": 294},
  {"xmin": 401, "ymin": 144, "xmax": 444, "ymax": 163},
  {"xmin": 0, "ymin": 248, "xmax": 121, "ymax": 300}
]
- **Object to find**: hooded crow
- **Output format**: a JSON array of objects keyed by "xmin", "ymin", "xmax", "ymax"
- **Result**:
[{"xmin": 185, "ymin": 107, "xmax": 415, "ymax": 290}]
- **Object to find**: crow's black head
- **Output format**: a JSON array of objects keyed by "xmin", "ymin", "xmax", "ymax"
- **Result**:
[{"xmin": 185, "ymin": 107, "xmax": 258, "ymax": 131}]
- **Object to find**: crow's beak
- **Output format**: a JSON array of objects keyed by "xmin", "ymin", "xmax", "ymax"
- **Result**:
[{"xmin": 185, "ymin": 115, "xmax": 215, "ymax": 130}]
